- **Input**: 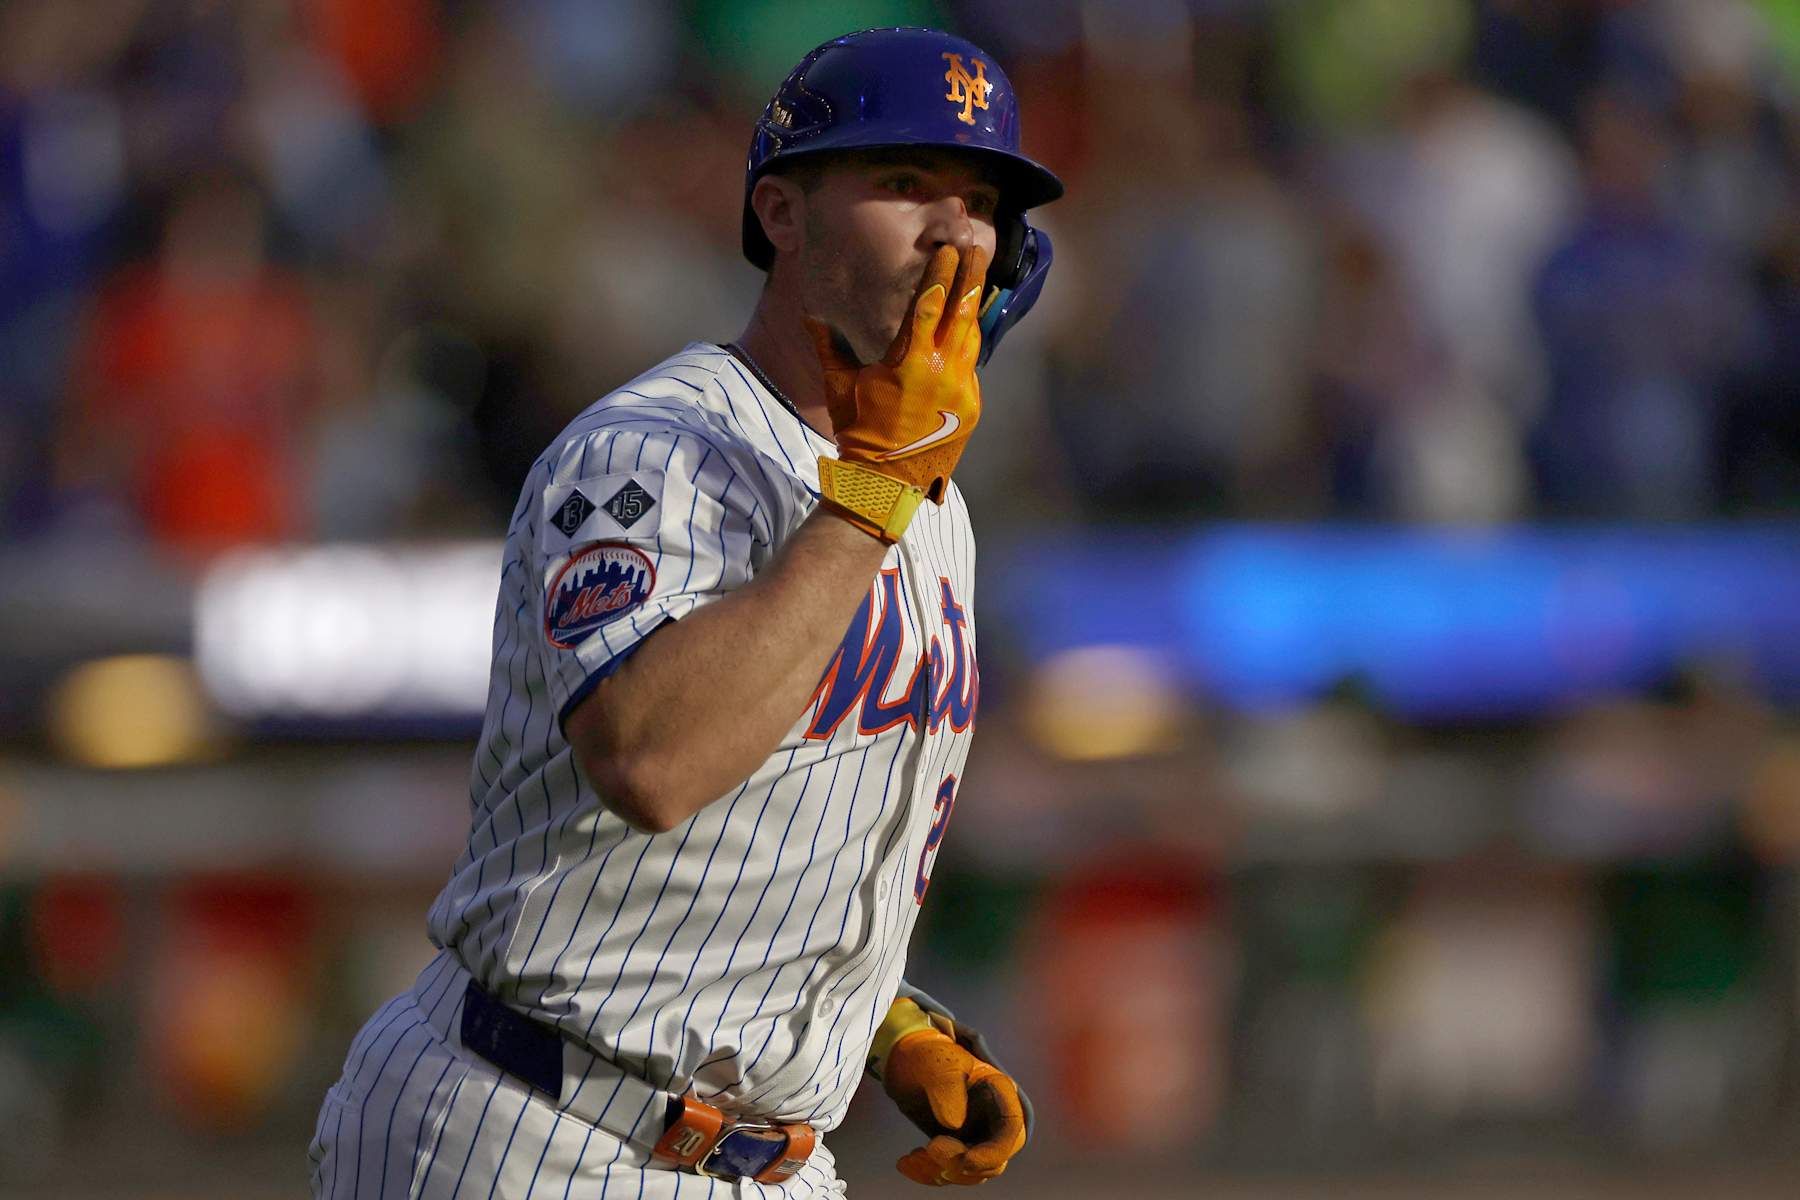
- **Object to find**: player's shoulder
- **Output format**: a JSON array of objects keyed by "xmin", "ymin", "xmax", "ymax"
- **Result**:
[
  {"xmin": 527, "ymin": 344, "xmax": 817, "ymax": 537},
  {"xmin": 553, "ymin": 343, "xmax": 728, "ymax": 440},
  {"xmin": 595, "ymin": 341, "xmax": 834, "ymax": 482},
  {"xmin": 602, "ymin": 342, "xmax": 743, "ymax": 419},
  {"xmin": 538, "ymin": 345, "xmax": 766, "ymax": 477}
]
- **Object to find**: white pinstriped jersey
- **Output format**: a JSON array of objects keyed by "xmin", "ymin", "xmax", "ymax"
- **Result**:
[{"xmin": 424, "ymin": 341, "xmax": 980, "ymax": 1134}]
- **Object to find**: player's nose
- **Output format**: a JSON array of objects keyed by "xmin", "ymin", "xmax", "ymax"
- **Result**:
[{"xmin": 920, "ymin": 195, "xmax": 975, "ymax": 257}]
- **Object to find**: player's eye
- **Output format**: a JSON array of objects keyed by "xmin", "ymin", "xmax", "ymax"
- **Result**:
[
  {"xmin": 966, "ymin": 191, "xmax": 999, "ymax": 218},
  {"xmin": 881, "ymin": 173, "xmax": 923, "ymax": 197}
]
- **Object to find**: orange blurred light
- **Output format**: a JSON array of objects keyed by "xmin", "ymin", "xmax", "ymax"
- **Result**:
[{"xmin": 47, "ymin": 655, "xmax": 222, "ymax": 769}]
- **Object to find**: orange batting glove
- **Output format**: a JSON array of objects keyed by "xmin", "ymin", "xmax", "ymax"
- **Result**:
[
  {"xmin": 807, "ymin": 243, "xmax": 989, "ymax": 543},
  {"xmin": 868, "ymin": 998, "xmax": 1028, "ymax": 1186}
]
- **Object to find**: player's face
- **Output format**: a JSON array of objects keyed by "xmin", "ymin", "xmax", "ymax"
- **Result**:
[{"xmin": 798, "ymin": 151, "xmax": 1002, "ymax": 364}]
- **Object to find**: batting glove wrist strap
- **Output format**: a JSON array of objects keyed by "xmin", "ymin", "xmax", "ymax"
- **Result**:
[
  {"xmin": 867, "ymin": 998, "xmax": 938, "ymax": 1080},
  {"xmin": 817, "ymin": 457, "xmax": 926, "ymax": 544}
]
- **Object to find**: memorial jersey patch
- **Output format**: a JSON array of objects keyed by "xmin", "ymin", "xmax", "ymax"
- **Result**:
[
  {"xmin": 602, "ymin": 479, "xmax": 655, "ymax": 529},
  {"xmin": 544, "ymin": 542, "xmax": 656, "ymax": 649},
  {"xmin": 554, "ymin": 489, "xmax": 597, "ymax": 537},
  {"xmin": 539, "ymin": 470, "xmax": 667, "ymax": 553}
]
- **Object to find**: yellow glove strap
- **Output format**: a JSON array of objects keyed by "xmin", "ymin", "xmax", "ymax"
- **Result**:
[
  {"xmin": 867, "ymin": 998, "xmax": 938, "ymax": 1081},
  {"xmin": 817, "ymin": 456, "xmax": 925, "ymax": 544}
]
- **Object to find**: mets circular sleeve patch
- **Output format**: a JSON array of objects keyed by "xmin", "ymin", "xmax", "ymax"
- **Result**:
[{"xmin": 545, "ymin": 542, "xmax": 657, "ymax": 649}]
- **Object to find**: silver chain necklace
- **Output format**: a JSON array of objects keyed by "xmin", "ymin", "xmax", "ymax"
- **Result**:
[{"xmin": 722, "ymin": 341, "xmax": 813, "ymax": 431}]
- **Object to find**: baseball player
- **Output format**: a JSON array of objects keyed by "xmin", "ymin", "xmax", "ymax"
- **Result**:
[{"xmin": 309, "ymin": 27, "xmax": 1062, "ymax": 1197}]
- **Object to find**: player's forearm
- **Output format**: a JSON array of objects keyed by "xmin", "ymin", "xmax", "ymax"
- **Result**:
[{"xmin": 567, "ymin": 508, "xmax": 887, "ymax": 832}]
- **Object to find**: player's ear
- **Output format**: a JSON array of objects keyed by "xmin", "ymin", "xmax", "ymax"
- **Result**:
[{"xmin": 750, "ymin": 174, "xmax": 806, "ymax": 258}]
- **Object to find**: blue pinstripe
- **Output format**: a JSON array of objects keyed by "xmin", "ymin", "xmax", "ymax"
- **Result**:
[
  {"xmin": 479, "ymin": 1087, "xmax": 533, "ymax": 1200},
  {"xmin": 794, "ymin": 747, "xmax": 932, "ymax": 1114},
  {"xmin": 720, "ymin": 358, "xmax": 801, "ymax": 475},
  {"xmin": 602, "ymin": 780, "xmax": 756, "ymax": 1059},
  {"xmin": 563, "ymin": 1128, "xmax": 624, "ymax": 1200},
  {"xmin": 647, "ymin": 746, "xmax": 799, "ymax": 1091},
  {"xmin": 714, "ymin": 755, "xmax": 852, "ymax": 1092},
  {"xmin": 553, "ymin": 831, "xmax": 660, "ymax": 1038},
  {"xmin": 736, "ymin": 734, "xmax": 900, "ymax": 1113},
  {"xmin": 332, "ymin": 994, "xmax": 411, "ymax": 1199},
  {"xmin": 584, "ymin": 809, "xmax": 706, "ymax": 1023},
  {"xmin": 806, "ymin": 788, "xmax": 936, "ymax": 1115},
  {"xmin": 689, "ymin": 758, "xmax": 823, "ymax": 1090},
  {"xmin": 476, "ymin": 652, "xmax": 556, "ymax": 967},
  {"xmin": 325, "ymin": 1096, "xmax": 345, "ymax": 1198},
  {"xmin": 567, "ymin": 436, "xmax": 723, "ymax": 693},
  {"xmin": 345, "ymin": 1011, "xmax": 418, "ymax": 1199},
  {"xmin": 417, "ymin": 1065, "xmax": 471, "ymax": 1195},
  {"xmin": 372, "ymin": 1033, "xmax": 433, "ymax": 1198},
  {"xmin": 397, "ymin": 1053, "xmax": 456, "ymax": 1196},
  {"xmin": 498, "ymin": 431, "xmax": 686, "ymax": 979},
  {"xmin": 524, "ymin": 817, "xmax": 634, "ymax": 1012},
  {"xmin": 461, "ymin": 590, "xmax": 534, "ymax": 944},
  {"xmin": 653, "ymin": 359, "xmax": 792, "ymax": 465},
  {"xmin": 445, "ymin": 1071, "xmax": 505, "ymax": 1198},
  {"xmin": 476, "ymin": 471, "xmax": 545, "ymax": 791},
  {"xmin": 707, "ymin": 366, "xmax": 819, "ymax": 516},
  {"xmin": 521, "ymin": 1098, "xmax": 567, "ymax": 1199}
]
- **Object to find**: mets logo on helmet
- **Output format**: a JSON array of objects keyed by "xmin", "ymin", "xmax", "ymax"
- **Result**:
[{"xmin": 941, "ymin": 53, "xmax": 991, "ymax": 125}]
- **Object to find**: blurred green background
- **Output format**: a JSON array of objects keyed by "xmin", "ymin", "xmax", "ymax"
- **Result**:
[{"xmin": 2, "ymin": 0, "xmax": 1799, "ymax": 1196}]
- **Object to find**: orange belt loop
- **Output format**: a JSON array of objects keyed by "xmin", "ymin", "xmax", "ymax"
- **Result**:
[{"xmin": 753, "ymin": 1122, "xmax": 816, "ymax": 1184}]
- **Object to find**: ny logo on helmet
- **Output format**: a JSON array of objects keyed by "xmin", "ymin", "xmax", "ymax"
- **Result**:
[{"xmin": 941, "ymin": 53, "xmax": 991, "ymax": 126}]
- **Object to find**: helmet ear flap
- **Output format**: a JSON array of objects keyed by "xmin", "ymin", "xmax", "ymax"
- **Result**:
[
  {"xmin": 986, "ymin": 210, "xmax": 1029, "ymax": 292},
  {"xmin": 977, "ymin": 223, "xmax": 1052, "ymax": 367}
]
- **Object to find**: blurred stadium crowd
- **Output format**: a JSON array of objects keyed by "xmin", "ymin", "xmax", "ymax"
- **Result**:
[
  {"xmin": 5, "ymin": 0, "xmax": 1800, "ymax": 557},
  {"xmin": 4, "ymin": 1, "xmax": 1800, "ymax": 1196}
]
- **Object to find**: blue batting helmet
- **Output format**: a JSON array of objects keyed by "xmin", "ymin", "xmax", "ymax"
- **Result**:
[{"xmin": 742, "ymin": 27, "xmax": 1064, "ymax": 365}]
